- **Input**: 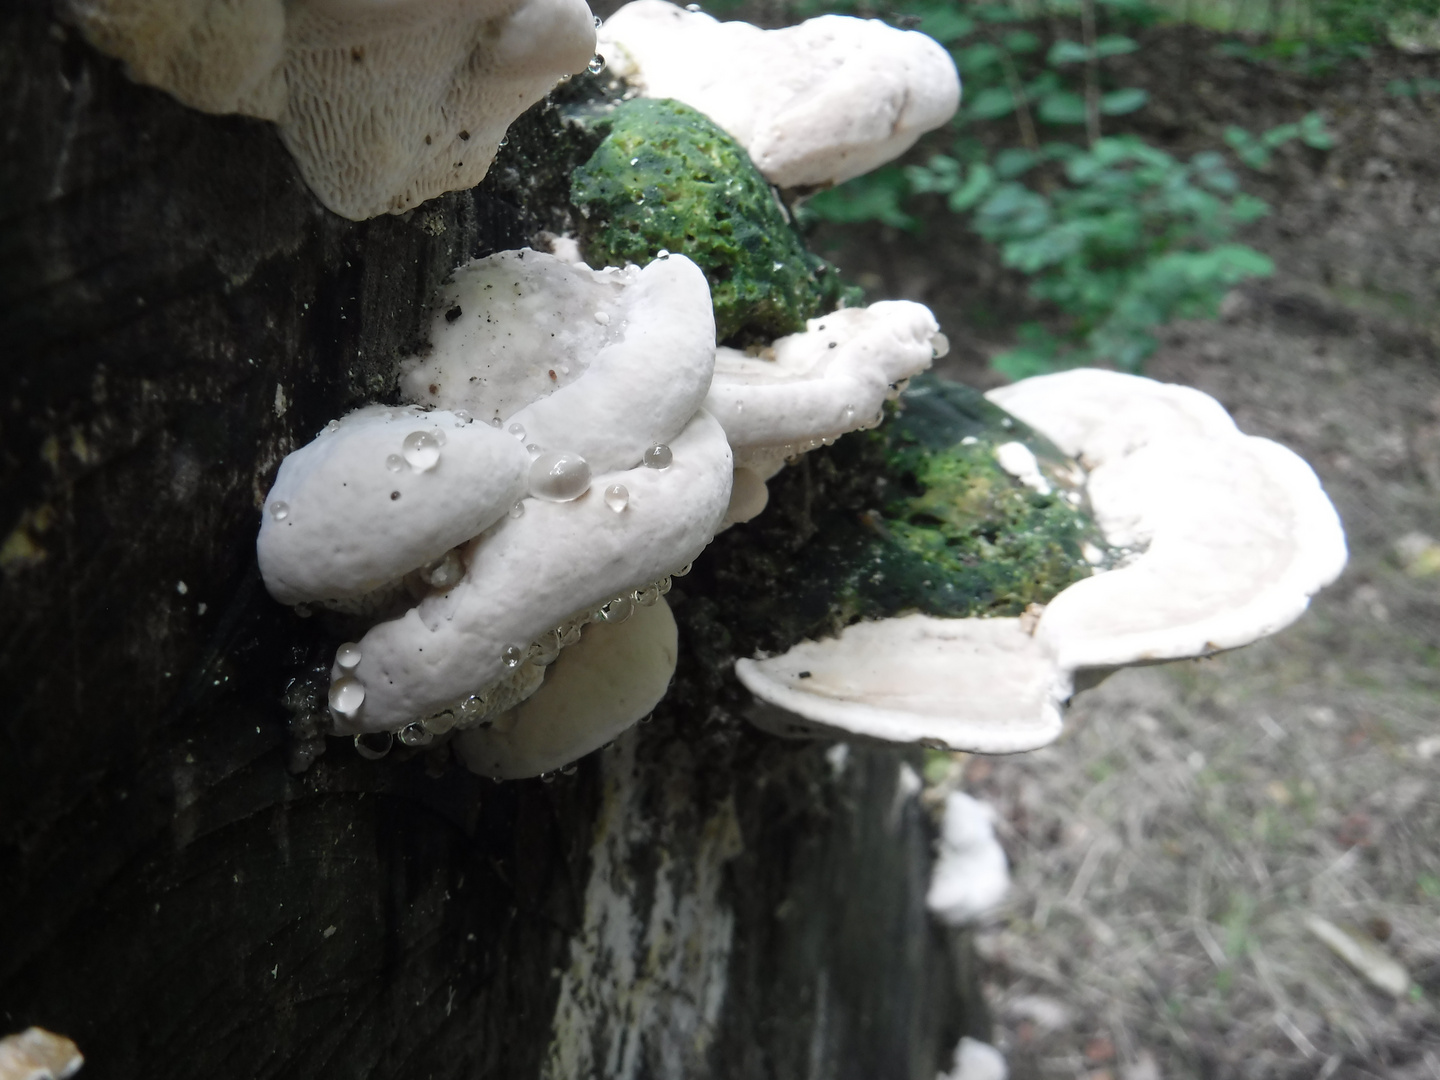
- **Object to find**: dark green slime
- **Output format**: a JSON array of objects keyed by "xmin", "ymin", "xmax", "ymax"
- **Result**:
[
  {"xmin": 569, "ymin": 98, "xmax": 857, "ymax": 344},
  {"xmin": 696, "ymin": 375, "xmax": 1111, "ymax": 656}
]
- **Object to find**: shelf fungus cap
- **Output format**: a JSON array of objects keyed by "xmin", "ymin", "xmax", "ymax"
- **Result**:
[
  {"xmin": 257, "ymin": 405, "xmax": 530, "ymax": 605},
  {"xmin": 403, "ymin": 250, "xmax": 717, "ymax": 473},
  {"xmin": 738, "ymin": 615, "xmax": 1068, "ymax": 754},
  {"xmin": 0, "ymin": 1027, "xmax": 83, "ymax": 1080},
  {"xmin": 706, "ymin": 300, "xmax": 943, "ymax": 478},
  {"xmin": 69, "ymin": 0, "xmax": 597, "ymax": 219},
  {"xmin": 330, "ymin": 409, "xmax": 732, "ymax": 733},
  {"xmin": 737, "ymin": 370, "xmax": 1345, "ymax": 755},
  {"xmin": 598, "ymin": 0, "xmax": 960, "ymax": 189},
  {"xmin": 455, "ymin": 595, "xmax": 678, "ymax": 778}
]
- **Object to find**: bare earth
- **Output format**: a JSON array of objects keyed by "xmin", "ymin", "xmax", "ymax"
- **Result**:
[{"xmin": 815, "ymin": 27, "xmax": 1440, "ymax": 1080}]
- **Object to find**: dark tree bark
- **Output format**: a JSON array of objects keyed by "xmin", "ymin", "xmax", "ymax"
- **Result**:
[{"xmin": 0, "ymin": 1, "xmax": 981, "ymax": 1075}]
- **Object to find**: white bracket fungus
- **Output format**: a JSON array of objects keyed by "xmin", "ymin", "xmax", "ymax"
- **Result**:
[
  {"xmin": 257, "ymin": 405, "xmax": 530, "ymax": 605},
  {"xmin": 455, "ymin": 595, "xmax": 678, "ymax": 778},
  {"xmin": 0, "ymin": 1028, "xmax": 83, "ymax": 1080},
  {"xmin": 926, "ymin": 792, "xmax": 1010, "ymax": 927},
  {"xmin": 737, "ymin": 370, "xmax": 1346, "ymax": 755},
  {"xmin": 68, "ymin": 0, "xmax": 597, "ymax": 219},
  {"xmin": 259, "ymin": 250, "xmax": 730, "ymax": 757},
  {"xmin": 597, "ymin": 0, "xmax": 960, "ymax": 189}
]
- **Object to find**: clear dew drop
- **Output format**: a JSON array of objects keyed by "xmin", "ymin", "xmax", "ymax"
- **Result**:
[
  {"xmin": 325, "ymin": 419, "xmax": 340, "ymax": 433},
  {"xmin": 269, "ymin": 500, "xmax": 289, "ymax": 521},
  {"xmin": 421, "ymin": 549, "xmax": 464, "ymax": 590},
  {"xmin": 502, "ymin": 644, "xmax": 524, "ymax": 668},
  {"xmin": 508, "ymin": 422, "xmax": 527, "ymax": 441},
  {"xmin": 673, "ymin": 561, "xmax": 693, "ymax": 577},
  {"xmin": 399, "ymin": 722, "xmax": 434, "ymax": 748},
  {"xmin": 587, "ymin": 54, "xmax": 605, "ymax": 74},
  {"xmin": 509, "ymin": 501, "xmax": 525, "ymax": 519},
  {"xmin": 531, "ymin": 630, "xmax": 562, "ymax": 666},
  {"xmin": 844, "ymin": 404, "xmax": 856, "ymax": 422},
  {"xmin": 656, "ymin": 248, "xmax": 670, "ymax": 259},
  {"xmin": 498, "ymin": 135, "xmax": 509, "ymax": 148},
  {"xmin": 385, "ymin": 453, "xmax": 405, "ymax": 472},
  {"xmin": 454, "ymin": 409, "xmax": 471, "ymax": 425},
  {"xmin": 735, "ymin": 400, "xmax": 744, "ymax": 413},
  {"xmin": 599, "ymin": 594, "xmax": 634, "ymax": 623},
  {"xmin": 353, "ymin": 731, "xmax": 392, "ymax": 760},
  {"xmin": 336, "ymin": 642, "xmax": 363, "ymax": 670},
  {"xmin": 329, "ymin": 676, "xmax": 366, "ymax": 717},
  {"xmin": 656, "ymin": 575, "xmax": 673, "ymax": 596},
  {"xmin": 635, "ymin": 582, "xmax": 660, "ymax": 606},
  {"xmin": 642, "ymin": 444, "xmax": 672, "ymax": 469},
  {"xmin": 604, "ymin": 484, "xmax": 629, "ymax": 513},
  {"xmin": 402, "ymin": 430, "xmax": 441, "ymax": 471},
  {"xmin": 423, "ymin": 709, "xmax": 458, "ymax": 735},
  {"xmin": 490, "ymin": 416, "xmax": 503, "ymax": 428},
  {"xmin": 528, "ymin": 451, "xmax": 592, "ymax": 502},
  {"xmin": 593, "ymin": 13, "xmax": 602, "ymax": 26},
  {"xmin": 685, "ymin": 2, "xmax": 702, "ymax": 10}
]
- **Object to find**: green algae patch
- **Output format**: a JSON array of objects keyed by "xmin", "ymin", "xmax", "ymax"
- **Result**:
[
  {"xmin": 699, "ymin": 374, "xmax": 1112, "ymax": 656},
  {"xmin": 569, "ymin": 98, "xmax": 857, "ymax": 344}
]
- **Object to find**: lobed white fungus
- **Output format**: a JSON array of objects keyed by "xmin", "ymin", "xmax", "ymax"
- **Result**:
[
  {"xmin": 736, "ymin": 370, "xmax": 1347, "ymax": 755},
  {"xmin": 69, "ymin": 0, "xmax": 597, "ymax": 219},
  {"xmin": 455, "ymin": 595, "xmax": 678, "ymax": 779},
  {"xmin": 926, "ymin": 792, "xmax": 1010, "ymax": 927},
  {"xmin": 598, "ymin": 0, "xmax": 960, "ymax": 189}
]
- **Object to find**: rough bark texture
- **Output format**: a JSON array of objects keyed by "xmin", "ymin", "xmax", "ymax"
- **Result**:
[{"xmin": 0, "ymin": 2, "xmax": 979, "ymax": 1074}]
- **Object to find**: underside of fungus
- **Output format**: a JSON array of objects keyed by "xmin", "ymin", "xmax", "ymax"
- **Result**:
[
  {"xmin": 68, "ymin": 0, "xmax": 597, "ymax": 218},
  {"xmin": 737, "ymin": 370, "xmax": 1347, "ymax": 754},
  {"xmin": 597, "ymin": 0, "xmax": 960, "ymax": 189}
]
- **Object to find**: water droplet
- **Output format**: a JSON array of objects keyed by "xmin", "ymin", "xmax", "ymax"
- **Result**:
[
  {"xmin": 403, "ymin": 430, "xmax": 440, "ymax": 471},
  {"xmin": 686, "ymin": 1, "xmax": 702, "ymax": 8},
  {"xmin": 604, "ymin": 484, "xmax": 629, "ymax": 512},
  {"xmin": 528, "ymin": 451, "xmax": 592, "ymax": 502},
  {"xmin": 294, "ymin": 603, "xmax": 313, "ymax": 618},
  {"xmin": 642, "ymin": 444, "xmax": 672, "ymax": 469},
  {"xmin": 594, "ymin": 13, "xmax": 602, "ymax": 26},
  {"xmin": 844, "ymin": 404, "xmax": 856, "ymax": 422},
  {"xmin": 399, "ymin": 722, "xmax": 434, "ymax": 748},
  {"xmin": 526, "ymin": 443, "xmax": 541, "ymax": 454},
  {"xmin": 509, "ymin": 501, "xmax": 525, "ymax": 519},
  {"xmin": 498, "ymin": 135, "xmax": 509, "ymax": 148},
  {"xmin": 630, "ymin": 157, "xmax": 640, "ymax": 166},
  {"xmin": 502, "ymin": 644, "xmax": 524, "ymax": 668},
  {"xmin": 336, "ymin": 642, "xmax": 362, "ymax": 670},
  {"xmin": 656, "ymin": 575, "xmax": 673, "ymax": 596},
  {"xmin": 455, "ymin": 409, "xmax": 471, "ymax": 424},
  {"xmin": 594, "ymin": 310, "xmax": 610, "ymax": 325},
  {"xmin": 930, "ymin": 332, "xmax": 950, "ymax": 359},
  {"xmin": 431, "ymin": 427, "xmax": 446, "ymax": 446},
  {"xmin": 508, "ymin": 422, "xmax": 527, "ymax": 441},
  {"xmin": 656, "ymin": 248, "xmax": 670, "ymax": 259},
  {"xmin": 490, "ymin": 417, "xmax": 503, "ymax": 428},
  {"xmin": 635, "ymin": 582, "xmax": 660, "ymax": 606},
  {"xmin": 735, "ymin": 400, "xmax": 744, "ymax": 413},
  {"xmin": 458, "ymin": 694, "xmax": 487, "ymax": 721},
  {"xmin": 599, "ymin": 594, "xmax": 634, "ymax": 623},
  {"xmin": 421, "ymin": 549, "xmax": 464, "ymax": 590},
  {"xmin": 385, "ymin": 454, "xmax": 405, "ymax": 472},
  {"xmin": 269, "ymin": 500, "xmax": 290, "ymax": 521},
  {"xmin": 423, "ymin": 710, "xmax": 457, "ymax": 735},
  {"xmin": 673, "ymin": 561, "xmax": 693, "ymax": 577},
  {"xmin": 559, "ymin": 621, "xmax": 584, "ymax": 647},
  {"xmin": 329, "ymin": 676, "xmax": 366, "ymax": 717},
  {"xmin": 354, "ymin": 731, "xmax": 392, "ymax": 760},
  {"xmin": 540, "ymin": 771, "xmax": 556, "ymax": 783},
  {"xmin": 561, "ymin": 763, "xmax": 579, "ymax": 775},
  {"xmin": 326, "ymin": 419, "xmax": 340, "ymax": 433},
  {"xmin": 587, "ymin": 54, "xmax": 605, "ymax": 74}
]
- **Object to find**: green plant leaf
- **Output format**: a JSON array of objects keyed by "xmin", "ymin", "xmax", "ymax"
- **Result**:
[
  {"xmin": 1046, "ymin": 38, "xmax": 1091, "ymax": 64},
  {"xmin": 1093, "ymin": 33, "xmax": 1139, "ymax": 57},
  {"xmin": 1100, "ymin": 87, "xmax": 1149, "ymax": 114},
  {"xmin": 966, "ymin": 86, "xmax": 1020, "ymax": 120},
  {"xmin": 994, "ymin": 147, "xmax": 1040, "ymax": 178},
  {"xmin": 1004, "ymin": 29, "xmax": 1041, "ymax": 52},
  {"xmin": 1038, "ymin": 90, "xmax": 1088, "ymax": 124},
  {"xmin": 947, "ymin": 163, "xmax": 996, "ymax": 211},
  {"xmin": 918, "ymin": 8, "xmax": 976, "ymax": 43},
  {"xmin": 1299, "ymin": 111, "xmax": 1336, "ymax": 149}
]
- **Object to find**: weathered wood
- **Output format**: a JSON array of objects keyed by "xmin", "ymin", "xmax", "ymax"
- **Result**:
[{"xmin": 0, "ymin": 2, "xmax": 977, "ymax": 1074}]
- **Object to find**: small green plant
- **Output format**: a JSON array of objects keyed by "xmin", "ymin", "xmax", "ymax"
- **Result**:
[
  {"xmin": 1387, "ymin": 76, "xmax": 1440, "ymax": 97},
  {"xmin": 799, "ymin": 0, "xmax": 1293, "ymax": 376}
]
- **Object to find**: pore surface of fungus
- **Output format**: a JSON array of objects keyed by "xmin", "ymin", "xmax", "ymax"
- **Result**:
[
  {"xmin": 597, "ymin": 0, "xmax": 960, "ymax": 189},
  {"xmin": 736, "ymin": 370, "xmax": 1346, "ymax": 754},
  {"xmin": 69, "ymin": 0, "xmax": 597, "ymax": 218}
]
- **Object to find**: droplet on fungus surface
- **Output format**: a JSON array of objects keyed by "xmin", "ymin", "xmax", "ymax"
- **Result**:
[
  {"xmin": 509, "ymin": 501, "xmax": 526, "ymax": 519},
  {"xmin": 269, "ymin": 500, "xmax": 290, "ymax": 521},
  {"xmin": 354, "ymin": 732, "xmax": 392, "ymax": 760},
  {"xmin": 330, "ymin": 676, "xmax": 366, "ymax": 717},
  {"xmin": 502, "ymin": 644, "xmax": 524, "ymax": 668},
  {"xmin": 588, "ymin": 54, "xmax": 606, "ymax": 74},
  {"xmin": 643, "ymin": 444, "xmax": 672, "ymax": 469},
  {"xmin": 399, "ymin": 722, "xmax": 434, "ymax": 747},
  {"xmin": 604, "ymin": 484, "xmax": 629, "ymax": 512},
  {"xmin": 336, "ymin": 642, "xmax": 363, "ymax": 670},
  {"xmin": 385, "ymin": 453, "xmax": 405, "ymax": 472},
  {"xmin": 508, "ymin": 422, "xmax": 527, "ymax": 441},
  {"xmin": 600, "ymin": 594, "xmax": 635, "ymax": 623},
  {"xmin": 402, "ymin": 430, "xmax": 440, "ymax": 471},
  {"xmin": 528, "ymin": 451, "xmax": 592, "ymax": 502}
]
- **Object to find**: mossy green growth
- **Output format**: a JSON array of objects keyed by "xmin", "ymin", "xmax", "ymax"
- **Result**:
[
  {"xmin": 702, "ymin": 375, "xmax": 1112, "ymax": 656},
  {"xmin": 569, "ymin": 98, "xmax": 858, "ymax": 344}
]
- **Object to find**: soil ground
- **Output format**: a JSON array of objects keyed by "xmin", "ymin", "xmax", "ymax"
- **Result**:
[{"xmin": 813, "ymin": 24, "xmax": 1440, "ymax": 1080}]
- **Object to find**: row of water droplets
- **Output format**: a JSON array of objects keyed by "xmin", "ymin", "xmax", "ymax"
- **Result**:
[{"xmin": 339, "ymin": 559, "xmax": 695, "ymax": 760}]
